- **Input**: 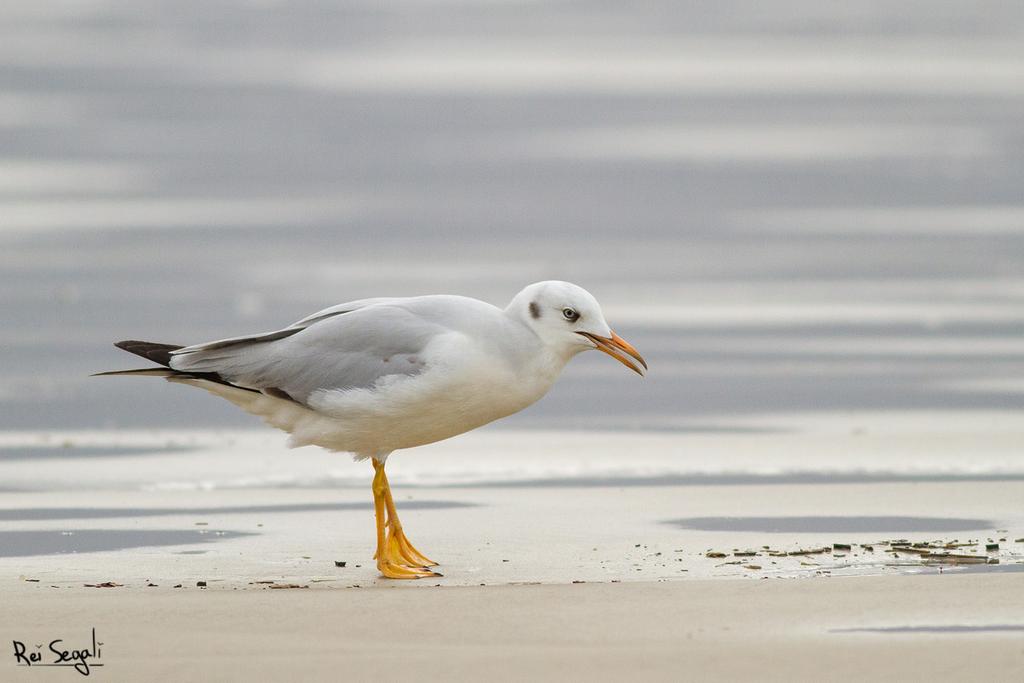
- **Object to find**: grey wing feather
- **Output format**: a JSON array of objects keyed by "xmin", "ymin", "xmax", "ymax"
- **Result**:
[
  {"xmin": 285, "ymin": 297, "xmax": 397, "ymax": 328},
  {"xmin": 171, "ymin": 298, "xmax": 396, "ymax": 354},
  {"xmin": 168, "ymin": 300, "xmax": 441, "ymax": 403}
]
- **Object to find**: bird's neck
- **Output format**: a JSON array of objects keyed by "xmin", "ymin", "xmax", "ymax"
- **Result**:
[{"xmin": 500, "ymin": 305, "xmax": 580, "ymax": 384}]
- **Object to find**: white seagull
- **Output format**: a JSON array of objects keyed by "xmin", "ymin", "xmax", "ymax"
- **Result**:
[{"xmin": 99, "ymin": 280, "xmax": 647, "ymax": 579}]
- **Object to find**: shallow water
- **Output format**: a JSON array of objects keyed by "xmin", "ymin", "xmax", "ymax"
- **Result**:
[
  {"xmin": 2, "ymin": 1, "xmax": 1023, "ymax": 433},
  {"xmin": 0, "ymin": 529, "xmax": 252, "ymax": 558}
]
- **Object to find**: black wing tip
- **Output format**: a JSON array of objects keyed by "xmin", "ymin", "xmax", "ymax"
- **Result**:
[
  {"xmin": 114, "ymin": 340, "xmax": 185, "ymax": 367},
  {"xmin": 92, "ymin": 368, "xmax": 176, "ymax": 377},
  {"xmin": 105, "ymin": 343, "xmax": 246, "ymax": 392}
]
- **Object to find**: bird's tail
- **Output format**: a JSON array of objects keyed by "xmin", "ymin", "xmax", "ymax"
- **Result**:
[
  {"xmin": 96, "ymin": 340, "xmax": 337, "ymax": 450},
  {"xmin": 112, "ymin": 340, "xmax": 184, "ymax": 367},
  {"xmin": 95, "ymin": 340, "xmax": 225, "ymax": 384}
]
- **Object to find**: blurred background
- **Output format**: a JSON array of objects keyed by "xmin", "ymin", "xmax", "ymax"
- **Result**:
[{"xmin": 3, "ymin": 0, "xmax": 1023, "ymax": 432}]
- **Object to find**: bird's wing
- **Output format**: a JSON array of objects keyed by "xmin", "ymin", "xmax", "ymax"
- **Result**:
[
  {"xmin": 168, "ymin": 300, "xmax": 448, "ymax": 403},
  {"xmin": 168, "ymin": 297, "xmax": 397, "ymax": 354}
]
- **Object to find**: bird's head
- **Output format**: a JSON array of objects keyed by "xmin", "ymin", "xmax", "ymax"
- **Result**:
[{"xmin": 508, "ymin": 280, "xmax": 647, "ymax": 376}]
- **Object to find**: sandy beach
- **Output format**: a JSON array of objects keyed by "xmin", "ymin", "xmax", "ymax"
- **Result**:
[
  {"xmin": 7, "ymin": 575, "xmax": 1024, "ymax": 681},
  {"xmin": 3, "ymin": 422, "xmax": 1023, "ymax": 680}
]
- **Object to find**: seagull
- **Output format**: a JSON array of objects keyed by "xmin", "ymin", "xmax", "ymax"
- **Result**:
[{"xmin": 98, "ymin": 281, "xmax": 647, "ymax": 579}]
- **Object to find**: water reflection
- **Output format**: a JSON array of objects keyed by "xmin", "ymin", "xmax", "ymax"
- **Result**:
[{"xmin": 0, "ymin": 529, "xmax": 252, "ymax": 558}]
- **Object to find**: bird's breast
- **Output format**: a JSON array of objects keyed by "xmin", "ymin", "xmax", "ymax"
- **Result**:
[{"xmin": 306, "ymin": 333, "xmax": 563, "ymax": 453}]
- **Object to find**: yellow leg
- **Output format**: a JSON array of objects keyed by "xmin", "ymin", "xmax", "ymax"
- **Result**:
[
  {"xmin": 378, "ymin": 464, "xmax": 440, "ymax": 568},
  {"xmin": 371, "ymin": 460, "xmax": 441, "ymax": 579},
  {"xmin": 372, "ymin": 465, "xmax": 386, "ymax": 562}
]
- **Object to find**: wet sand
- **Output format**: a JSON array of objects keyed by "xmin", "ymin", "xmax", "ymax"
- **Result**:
[
  {"xmin": 2, "ymin": 479, "xmax": 1023, "ymax": 587},
  {"xmin": 2, "ymin": 424, "xmax": 1023, "ymax": 680},
  {"xmin": 1, "ymin": 420, "xmax": 1023, "ymax": 587}
]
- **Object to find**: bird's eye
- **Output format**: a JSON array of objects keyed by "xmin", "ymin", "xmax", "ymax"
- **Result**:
[{"xmin": 562, "ymin": 308, "xmax": 580, "ymax": 322}]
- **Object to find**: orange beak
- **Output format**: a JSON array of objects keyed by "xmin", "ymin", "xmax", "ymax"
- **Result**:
[{"xmin": 577, "ymin": 331, "xmax": 648, "ymax": 376}]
